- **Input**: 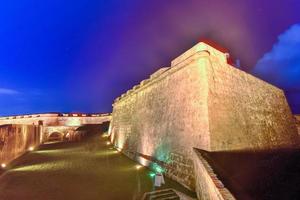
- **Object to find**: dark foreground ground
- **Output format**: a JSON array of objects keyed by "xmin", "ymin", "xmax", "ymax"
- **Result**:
[
  {"xmin": 0, "ymin": 133, "xmax": 194, "ymax": 200},
  {"xmin": 198, "ymin": 148, "xmax": 300, "ymax": 200}
]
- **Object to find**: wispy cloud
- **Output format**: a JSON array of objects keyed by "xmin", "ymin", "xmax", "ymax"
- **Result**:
[
  {"xmin": 252, "ymin": 23, "xmax": 300, "ymax": 91},
  {"xmin": 0, "ymin": 88, "xmax": 20, "ymax": 95},
  {"xmin": 252, "ymin": 23, "xmax": 300, "ymax": 113}
]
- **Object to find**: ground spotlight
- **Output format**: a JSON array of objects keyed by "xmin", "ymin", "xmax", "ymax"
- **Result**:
[
  {"xmin": 135, "ymin": 165, "xmax": 142, "ymax": 170},
  {"xmin": 106, "ymin": 141, "xmax": 111, "ymax": 145},
  {"xmin": 28, "ymin": 146, "xmax": 34, "ymax": 151},
  {"xmin": 1, "ymin": 163, "xmax": 6, "ymax": 168}
]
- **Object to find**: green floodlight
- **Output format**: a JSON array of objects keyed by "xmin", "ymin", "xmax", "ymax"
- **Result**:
[
  {"xmin": 149, "ymin": 172, "xmax": 156, "ymax": 178},
  {"xmin": 153, "ymin": 163, "xmax": 164, "ymax": 173}
]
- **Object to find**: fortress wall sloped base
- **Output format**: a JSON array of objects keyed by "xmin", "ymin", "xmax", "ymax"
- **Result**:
[
  {"xmin": 110, "ymin": 51, "xmax": 210, "ymax": 189},
  {"xmin": 109, "ymin": 42, "xmax": 299, "ymax": 193}
]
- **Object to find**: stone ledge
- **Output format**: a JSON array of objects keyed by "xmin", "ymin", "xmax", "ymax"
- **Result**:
[
  {"xmin": 0, "ymin": 113, "xmax": 111, "ymax": 121},
  {"xmin": 193, "ymin": 148, "xmax": 236, "ymax": 200}
]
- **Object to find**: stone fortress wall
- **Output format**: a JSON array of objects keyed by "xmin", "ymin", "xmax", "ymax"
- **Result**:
[
  {"xmin": 295, "ymin": 115, "xmax": 300, "ymax": 134},
  {"xmin": 0, "ymin": 113, "xmax": 111, "ymax": 127},
  {"xmin": 0, "ymin": 124, "xmax": 42, "ymax": 166},
  {"xmin": 109, "ymin": 41, "xmax": 299, "ymax": 196},
  {"xmin": 0, "ymin": 113, "xmax": 111, "ymax": 167},
  {"xmin": 0, "ymin": 113, "xmax": 111, "ymax": 142}
]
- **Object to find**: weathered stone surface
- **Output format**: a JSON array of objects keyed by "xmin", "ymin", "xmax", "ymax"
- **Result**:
[
  {"xmin": 0, "ymin": 113, "xmax": 111, "ymax": 166},
  {"xmin": 0, "ymin": 124, "xmax": 42, "ymax": 165},
  {"xmin": 295, "ymin": 115, "xmax": 300, "ymax": 135},
  {"xmin": 109, "ymin": 42, "xmax": 299, "ymax": 192},
  {"xmin": 0, "ymin": 113, "xmax": 111, "ymax": 126},
  {"xmin": 206, "ymin": 55, "xmax": 298, "ymax": 151},
  {"xmin": 192, "ymin": 148, "xmax": 235, "ymax": 200},
  {"xmin": 0, "ymin": 113, "xmax": 111, "ymax": 143}
]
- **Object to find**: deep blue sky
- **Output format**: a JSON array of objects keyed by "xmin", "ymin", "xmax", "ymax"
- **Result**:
[{"xmin": 0, "ymin": 0, "xmax": 299, "ymax": 116}]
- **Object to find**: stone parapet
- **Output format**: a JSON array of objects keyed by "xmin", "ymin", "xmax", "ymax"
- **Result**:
[{"xmin": 0, "ymin": 113, "xmax": 111, "ymax": 126}]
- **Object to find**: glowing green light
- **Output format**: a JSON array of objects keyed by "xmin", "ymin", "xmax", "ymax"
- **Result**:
[
  {"xmin": 153, "ymin": 163, "xmax": 164, "ymax": 173},
  {"xmin": 149, "ymin": 172, "xmax": 155, "ymax": 178}
]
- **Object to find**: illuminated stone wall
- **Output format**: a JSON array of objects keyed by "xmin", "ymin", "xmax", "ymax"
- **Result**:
[
  {"xmin": 109, "ymin": 42, "xmax": 299, "ymax": 190},
  {"xmin": 295, "ymin": 115, "xmax": 300, "ymax": 134},
  {"xmin": 43, "ymin": 126, "xmax": 83, "ymax": 142},
  {"xmin": 193, "ymin": 149, "xmax": 235, "ymax": 200},
  {"xmin": 0, "ymin": 124, "xmax": 42, "ymax": 165},
  {"xmin": 206, "ymin": 55, "xmax": 298, "ymax": 151},
  {"xmin": 110, "ymin": 49, "xmax": 210, "ymax": 189},
  {"xmin": 0, "ymin": 113, "xmax": 111, "ymax": 126},
  {"xmin": 0, "ymin": 113, "xmax": 111, "ymax": 143}
]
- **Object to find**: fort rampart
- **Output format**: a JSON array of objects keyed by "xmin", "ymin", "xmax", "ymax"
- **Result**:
[{"xmin": 109, "ymin": 42, "xmax": 299, "ymax": 194}]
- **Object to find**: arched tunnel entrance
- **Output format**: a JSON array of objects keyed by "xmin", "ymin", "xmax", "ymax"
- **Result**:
[{"xmin": 48, "ymin": 132, "xmax": 64, "ymax": 142}]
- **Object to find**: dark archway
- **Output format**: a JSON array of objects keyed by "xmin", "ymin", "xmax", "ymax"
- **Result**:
[{"xmin": 48, "ymin": 132, "xmax": 64, "ymax": 142}]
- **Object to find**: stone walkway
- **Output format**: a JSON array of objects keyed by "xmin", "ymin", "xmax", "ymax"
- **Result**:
[{"xmin": 0, "ymin": 133, "xmax": 195, "ymax": 200}]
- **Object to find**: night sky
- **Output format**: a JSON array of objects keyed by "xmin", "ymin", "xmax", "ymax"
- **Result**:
[{"xmin": 0, "ymin": 0, "xmax": 299, "ymax": 116}]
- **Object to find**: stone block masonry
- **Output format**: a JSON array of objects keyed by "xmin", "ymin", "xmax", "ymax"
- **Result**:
[
  {"xmin": 0, "ymin": 124, "xmax": 42, "ymax": 166},
  {"xmin": 0, "ymin": 113, "xmax": 111, "ymax": 167},
  {"xmin": 295, "ymin": 115, "xmax": 300, "ymax": 134},
  {"xmin": 0, "ymin": 113, "xmax": 111, "ymax": 143},
  {"xmin": 109, "ymin": 41, "xmax": 299, "ymax": 192}
]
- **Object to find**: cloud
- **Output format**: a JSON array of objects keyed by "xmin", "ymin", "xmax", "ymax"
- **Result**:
[
  {"xmin": 0, "ymin": 88, "xmax": 20, "ymax": 95},
  {"xmin": 252, "ymin": 24, "xmax": 300, "ymax": 113},
  {"xmin": 252, "ymin": 24, "xmax": 300, "ymax": 91}
]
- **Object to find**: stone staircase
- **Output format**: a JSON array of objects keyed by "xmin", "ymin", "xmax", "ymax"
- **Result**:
[{"xmin": 141, "ymin": 188, "xmax": 180, "ymax": 200}]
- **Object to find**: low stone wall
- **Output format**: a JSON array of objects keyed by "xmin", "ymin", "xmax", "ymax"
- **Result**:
[
  {"xmin": 0, "ymin": 124, "xmax": 42, "ymax": 165},
  {"xmin": 0, "ymin": 113, "xmax": 111, "ymax": 126},
  {"xmin": 193, "ymin": 148, "xmax": 235, "ymax": 200}
]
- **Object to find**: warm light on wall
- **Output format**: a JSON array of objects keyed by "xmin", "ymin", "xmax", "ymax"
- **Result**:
[
  {"xmin": 28, "ymin": 146, "xmax": 34, "ymax": 151},
  {"xmin": 138, "ymin": 157, "xmax": 150, "ymax": 167},
  {"xmin": 1, "ymin": 163, "xmax": 6, "ymax": 168},
  {"xmin": 135, "ymin": 165, "xmax": 142, "ymax": 170},
  {"xmin": 66, "ymin": 118, "xmax": 81, "ymax": 126}
]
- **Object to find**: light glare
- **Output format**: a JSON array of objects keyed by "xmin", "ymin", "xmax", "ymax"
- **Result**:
[{"xmin": 135, "ymin": 165, "xmax": 142, "ymax": 170}]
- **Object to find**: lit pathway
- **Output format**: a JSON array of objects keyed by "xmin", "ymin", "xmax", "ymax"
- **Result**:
[{"xmin": 0, "ymin": 134, "xmax": 194, "ymax": 200}]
